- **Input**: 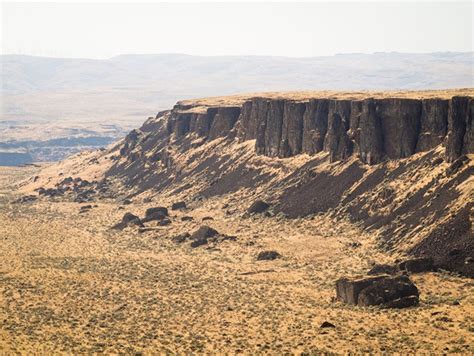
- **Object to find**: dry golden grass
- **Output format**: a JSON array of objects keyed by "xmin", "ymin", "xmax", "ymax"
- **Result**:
[
  {"xmin": 1, "ymin": 166, "xmax": 473, "ymax": 353},
  {"xmin": 176, "ymin": 88, "xmax": 474, "ymax": 112}
]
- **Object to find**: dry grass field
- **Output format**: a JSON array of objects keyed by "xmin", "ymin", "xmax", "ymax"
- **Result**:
[{"xmin": 1, "ymin": 165, "xmax": 473, "ymax": 353}]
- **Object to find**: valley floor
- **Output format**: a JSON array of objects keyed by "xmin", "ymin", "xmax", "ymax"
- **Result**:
[{"xmin": 0, "ymin": 166, "xmax": 473, "ymax": 353}]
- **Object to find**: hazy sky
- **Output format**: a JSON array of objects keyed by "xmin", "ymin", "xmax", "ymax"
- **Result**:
[{"xmin": 1, "ymin": 1, "xmax": 472, "ymax": 58}]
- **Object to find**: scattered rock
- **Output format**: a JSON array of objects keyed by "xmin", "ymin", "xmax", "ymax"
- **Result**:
[
  {"xmin": 112, "ymin": 213, "xmax": 144, "ymax": 230},
  {"xmin": 256, "ymin": 251, "xmax": 281, "ymax": 261},
  {"xmin": 15, "ymin": 195, "xmax": 37, "ymax": 203},
  {"xmin": 171, "ymin": 201, "xmax": 186, "ymax": 210},
  {"xmin": 181, "ymin": 216, "xmax": 193, "ymax": 221},
  {"xmin": 189, "ymin": 226, "xmax": 219, "ymax": 248},
  {"xmin": 122, "ymin": 199, "xmax": 133, "ymax": 205},
  {"xmin": 336, "ymin": 275, "xmax": 419, "ymax": 308},
  {"xmin": 158, "ymin": 218, "xmax": 171, "ymax": 226},
  {"xmin": 398, "ymin": 257, "xmax": 434, "ymax": 273},
  {"xmin": 247, "ymin": 200, "xmax": 270, "ymax": 214},
  {"xmin": 143, "ymin": 207, "xmax": 169, "ymax": 222},
  {"xmin": 367, "ymin": 264, "xmax": 398, "ymax": 275},
  {"xmin": 446, "ymin": 155, "xmax": 469, "ymax": 175},
  {"xmin": 172, "ymin": 233, "xmax": 190, "ymax": 244},
  {"xmin": 202, "ymin": 216, "xmax": 214, "ymax": 221},
  {"xmin": 320, "ymin": 321, "xmax": 335, "ymax": 328}
]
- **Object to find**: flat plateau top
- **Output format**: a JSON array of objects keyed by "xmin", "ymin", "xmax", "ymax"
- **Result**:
[{"xmin": 177, "ymin": 88, "xmax": 474, "ymax": 110}]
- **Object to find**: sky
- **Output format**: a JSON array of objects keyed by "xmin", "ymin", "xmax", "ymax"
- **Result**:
[{"xmin": 1, "ymin": 1, "xmax": 472, "ymax": 59}]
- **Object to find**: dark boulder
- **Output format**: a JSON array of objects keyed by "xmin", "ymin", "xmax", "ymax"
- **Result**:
[
  {"xmin": 112, "ymin": 212, "xmax": 144, "ymax": 230},
  {"xmin": 202, "ymin": 216, "xmax": 214, "ymax": 221},
  {"xmin": 159, "ymin": 218, "xmax": 171, "ymax": 226},
  {"xmin": 357, "ymin": 275, "xmax": 419, "ymax": 308},
  {"xmin": 181, "ymin": 216, "xmax": 194, "ymax": 221},
  {"xmin": 189, "ymin": 225, "xmax": 219, "ymax": 248},
  {"xmin": 247, "ymin": 200, "xmax": 270, "ymax": 214},
  {"xmin": 367, "ymin": 264, "xmax": 398, "ymax": 275},
  {"xmin": 172, "ymin": 233, "xmax": 190, "ymax": 244},
  {"xmin": 171, "ymin": 201, "xmax": 186, "ymax": 210},
  {"xmin": 143, "ymin": 207, "xmax": 169, "ymax": 222},
  {"xmin": 336, "ymin": 275, "xmax": 419, "ymax": 308},
  {"xmin": 256, "ymin": 251, "xmax": 281, "ymax": 261},
  {"xmin": 398, "ymin": 257, "xmax": 434, "ymax": 273},
  {"xmin": 320, "ymin": 321, "xmax": 335, "ymax": 328},
  {"xmin": 336, "ymin": 276, "xmax": 386, "ymax": 305}
]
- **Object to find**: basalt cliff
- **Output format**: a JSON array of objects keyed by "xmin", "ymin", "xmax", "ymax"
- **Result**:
[{"xmin": 26, "ymin": 89, "xmax": 474, "ymax": 276}]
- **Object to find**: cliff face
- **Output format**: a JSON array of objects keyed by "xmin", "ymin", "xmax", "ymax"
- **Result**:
[{"xmin": 163, "ymin": 95, "xmax": 473, "ymax": 164}]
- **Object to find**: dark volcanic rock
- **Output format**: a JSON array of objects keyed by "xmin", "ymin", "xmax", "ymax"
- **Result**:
[
  {"xmin": 416, "ymin": 99, "xmax": 449, "ymax": 152},
  {"xmin": 189, "ymin": 225, "xmax": 219, "ymax": 248},
  {"xmin": 247, "ymin": 200, "xmax": 270, "ymax": 214},
  {"xmin": 357, "ymin": 99, "xmax": 385, "ymax": 165},
  {"xmin": 409, "ymin": 204, "xmax": 474, "ymax": 277},
  {"xmin": 208, "ymin": 107, "xmax": 241, "ymax": 140},
  {"xmin": 377, "ymin": 98, "xmax": 422, "ymax": 159},
  {"xmin": 143, "ymin": 207, "xmax": 169, "ymax": 222},
  {"xmin": 181, "ymin": 216, "xmax": 194, "ymax": 221},
  {"xmin": 320, "ymin": 321, "xmax": 335, "ymax": 328},
  {"xmin": 336, "ymin": 276, "xmax": 386, "ymax": 305},
  {"xmin": 357, "ymin": 275, "xmax": 419, "ymax": 308},
  {"xmin": 398, "ymin": 257, "xmax": 434, "ymax": 273},
  {"xmin": 171, "ymin": 201, "xmax": 186, "ymax": 210},
  {"xmin": 302, "ymin": 99, "xmax": 329, "ymax": 154},
  {"xmin": 446, "ymin": 96, "xmax": 471, "ymax": 162},
  {"xmin": 337, "ymin": 275, "xmax": 419, "ymax": 308},
  {"xmin": 172, "ymin": 233, "xmax": 190, "ymax": 244},
  {"xmin": 112, "ymin": 212, "xmax": 144, "ymax": 230},
  {"xmin": 158, "ymin": 218, "xmax": 171, "ymax": 226},
  {"xmin": 280, "ymin": 101, "xmax": 306, "ymax": 157},
  {"xmin": 367, "ymin": 264, "xmax": 398, "ymax": 275},
  {"xmin": 256, "ymin": 251, "xmax": 281, "ymax": 261},
  {"xmin": 324, "ymin": 100, "xmax": 353, "ymax": 162}
]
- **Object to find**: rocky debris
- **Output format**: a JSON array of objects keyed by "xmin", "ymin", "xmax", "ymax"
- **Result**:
[
  {"xmin": 39, "ymin": 188, "xmax": 64, "ymax": 197},
  {"xmin": 189, "ymin": 226, "xmax": 219, "ymax": 248},
  {"xmin": 202, "ymin": 216, "xmax": 214, "ymax": 221},
  {"xmin": 142, "ymin": 207, "xmax": 168, "ymax": 222},
  {"xmin": 256, "ymin": 251, "xmax": 281, "ymax": 261},
  {"xmin": 158, "ymin": 218, "xmax": 171, "ymax": 226},
  {"xmin": 336, "ymin": 275, "xmax": 419, "ymax": 308},
  {"xmin": 398, "ymin": 257, "xmax": 434, "ymax": 273},
  {"xmin": 79, "ymin": 204, "xmax": 93, "ymax": 213},
  {"xmin": 367, "ymin": 264, "xmax": 398, "ymax": 275},
  {"xmin": 112, "ymin": 213, "xmax": 144, "ymax": 230},
  {"xmin": 181, "ymin": 216, "xmax": 193, "ymax": 221},
  {"xmin": 171, "ymin": 201, "xmax": 186, "ymax": 210},
  {"xmin": 446, "ymin": 155, "xmax": 469, "ymax": 175},
  {"xmin": 320, "ymin": 321, "xmax": 336, "ymax": 328},
  {"xmin": 247, "ymin": 200, "xmax": 270, "ymax": 214},
  {"xmin": 15, "ymin": 195, "xmax": 37, "ymax": 203},
  {"xmin": 172, "ymin": 233, "xmax": 190, "ymax": 244},
  {"xmin": 122, "ymin": 199, "xmax": 133, "ymax": 205},
  {"xmin": 409, "ymin": 203, "xmax": 473, "ymax": 277}
]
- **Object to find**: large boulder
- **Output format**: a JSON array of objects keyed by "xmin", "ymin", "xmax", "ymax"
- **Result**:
[
  {"xmin": 189, "ymin": 226, "xmax": 219, "ymax": 248},
  {"xmin": 336, "ymin": 275, "xmax": 419, "ymax": 308},
  {"xmin": 398, "ymin": 257, "xmax": 434, "ymax": 273},
  {"xmin": 247, "ymin": 200, "xmax": 270, "ymax": 214},
  {"xmin": 367, "ymin": 264, "xmax": 398, "ymax": 275},
  {"xmin": 357, "ymin": 275, "xmax": 419, "ymax": 308},
  {"xmin": 112, "ymin": 212, "xmax": 144, "ymax": 230},
  {"xmin": 171, "ymin": 201, "xmax": 186, "ymax": 210},
  {"xmin": 256, "ymin": 251, "xmax": 281, "ymax": 261},
  {"xmin": 143, "ymin": 207, "xmax": 168, "ymax": 222}
]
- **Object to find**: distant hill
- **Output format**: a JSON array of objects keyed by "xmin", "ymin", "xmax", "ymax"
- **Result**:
[{"xmin": 0, "ymin": 52, "xmax": 472, "ymax": 164}]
